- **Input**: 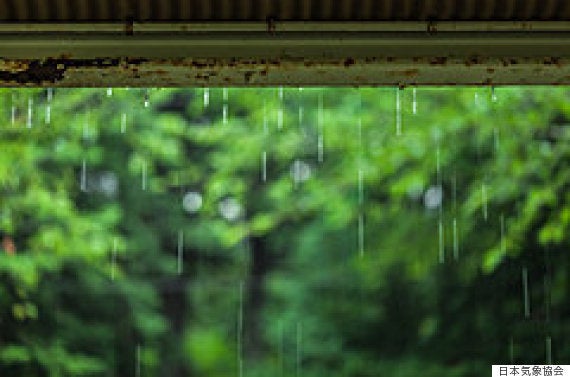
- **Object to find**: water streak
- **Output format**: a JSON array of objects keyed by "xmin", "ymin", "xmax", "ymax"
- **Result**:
[
  {"xmin": 83, "ymin": 116, "xmax": 90, "ymax": 140},
  {"xmin": 26, "ymin": 97, "xmax": 33, "ymax": 128},
  {"xmin": 396, "ymin": 88, "xmax": 402, "ymax": 136},
  {"xmin": 46, "ymin": 88, "xmax": 53, "ymax": 124},
  {"xmin": 277, "ymin": 87, "xmax": 284, "ymax": 130},
  {"xmin": 237, "ymin": 282, "xmax": 244, "ymax": 377},
  {"xmin": 438, "ymin": 215, "xmax": 444, "ymax": 263},
  {"xmin": 436, "ymin": 147, "xmax": 441, "ymax": 184},
  {"xmin": 452, "ymin": 172, "xmax": 457, "ymax": 211},
  {"xmin": 136, "ymin": 344, "xmax": 141, "ymax": 377},
  {"xmin": 177, "ymin": 230, "xmax": 184, "ymax": 275},
  {"xmin": 358, "ymin": 169, "xmax": 364, "ymax": 206},
  {"xmin": 412, "ymin": 87, "xmax": 417, "ymax": 115},
  {"xmin": 141, "ymin": 162, "xmax": 147, "ymax": 191},
  {"xmin": 263, "ymin": 98, "xmax": 268, "ymax": 135},
  {"xmin": 203, "ymin": 87, "xmax": 210, "ymax": 107},
  {"xmin": 278, "ymin": 321, "xmax": 285, "ymax": 377},
  {"xmin": 261, "ymin": 151, "xmax": 267, "ymax": 182},
  {"xmin": 453, "ymin": 217, "xmax": 459, "ymax": 260},
  {"xmin": 111, "ymin": 237, "xmax": 117, "ymax": 280},
  {"xmin": 509, "ymin": 336, "xmax": 515, "ymax": 363},
  {"xmin": 80, "ymin": 159, "xmax": 87, "ymax": 192},
  {"xmin": 10, "ymin": 94, "xmax": 15, "ymax": 126},
  {"xmin": 358, "ymin": 213, "xmax": 364, "ymax": 257},
  {"xmin": 317, "ymin": 92, "xmax": 324, "ymax": 163},
  {"xmin": 144, "ymin": 89, "xmax": 150, "ymax": 108},
  {"xmin": 223, "ymin": 88, "xmax": 228, "ymax": 125},
  {"xmin": 522, "ymin": 266, "xmax": 530, "ymax": 319},
  {"xmin": 298, "ymin": 88, "xmax": 304, "ymax": 128},
  {"xmin": 481, "ymin": 183, "xmax": 488, "ymax": 221},
  {"xmin": 546, "ymin": 336, "xmax": 552, "ymax": 364},
  {"xmin": 500, "ymin": 213, "xmax": 506, "ymax": 254},
  {"xmin": 121, "ymin": 113, "xmax": 127, "ymax": 134},
  {"xmin": 296, "ymin": 322, "xmax": 302, "ymax": 377}
]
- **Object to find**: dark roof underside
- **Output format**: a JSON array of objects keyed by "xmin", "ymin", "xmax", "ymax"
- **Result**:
[{"xmin": 0, "ymin": 0, "xmax": 567, "ymax": 22}]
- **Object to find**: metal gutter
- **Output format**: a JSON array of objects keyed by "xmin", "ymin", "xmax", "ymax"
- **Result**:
[{"xmin": 0, "ymin": 21, "xmax": 569, "ymax": 86}]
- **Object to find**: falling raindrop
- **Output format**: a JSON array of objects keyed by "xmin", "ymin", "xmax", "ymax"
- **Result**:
[
  {"xmin": 544, "ymin": 248, "xmax": 552, "ymax": 325},
  {"xmin": 491, "ymin": 86, "xmax": 497, "ymax": 102},
  {"xmin": 296, "ymin": 322, "xmax": 302, "ymax": 377},
  {"xmin": 261, "ymin": 151, "xmax": 267, "ymax": 182},
  {"xmin": 106, "ymin": 88, "xmax": 113, "ymax": 97},
  {"xmin": 317, "ymin": 91, "xmax": 324, "ymax": 163},
  {"xmin": 136, "ymin": 344, "xmax": 141, "ymax": 377},
  {"xmin": 522, "ymin": 266, "xmax": 530, "ymax": 319},
  {"xmin": 436, "ymin": 145, "xmax": 445, "ymax": 263},
  {"xmin": 144, "ymin": 89, "xmax": 150, "ymax": 108},
  {"xmin": 358, "ymin": 213, "xmax": 364, "ymax": 257},
  {"xmin": 263, "ymin": 98, "xmax": 268, "ymax": 135},
  {"xmin": 412, "ymin": 87, "xmax": 417, "ymax": 115},
  {"xmin": 436, "ymin": 146, "xmax": 441, "ymax": 183},
  {"xmin": 452, "ymin": 171, "xmax": 457, "ymax": 209},
  {"xmin": 494, "ymin": 127, "xmax": 500, "ymax": 152},
  {"xmin": 509, "ymin": 336, "xmax": 515, "ymax": 363},
  {"xmin": 120, "ymin": 113, "xmax": 127, "ymax": 134},
  {"xmin": 83, "ymin": 116, "xmax": 90, "ymax": 140},
  {"xmin": 111, "ymin": 238, "xmax": 117, "ymax": 280},
  {"xmin": 80, "ymin": 159, "xmax": 87, "ymax": 192},
  {"xmin": 237, "ymin": 282, "xmax": 244, "ymax": 377},
  {"xmin": 45, "ymin": 88, "xmax": 52, "ymax": 124},
  {"xmin": 10, "ymin": 93, "xmax": 16, "ymax": 126},
  {"xmin": 500, "ymin": 213, "xmax": 506, "ymax": 254},
  {"xmin": 396, "ymin": 88, "xmax": 402, "ymax": 136},
  {"xmin": 357, "ymin": 116, "xmax": 364, "ymax": 205},
  {"xmin": 438, "ymin": 215, "xmax": 444, "ymax": 263},
  {"xmin": 298, "ymin": 87, "xmax": 304, "ymax": 129},
  {"xmin": 452, "ymin": 217, "xmax": 459, "ymax": 260},
  {"xmin": 277, "ymin": 87, "xmax": 284, "ymax": 130},
  {"xmin": 203, "ymin": 87, "xmax": 210, "ymax": 107},
  {"xmin": 546, "ymin": 336, "xmax": 552, "ymax": 364},
  {"xmin": 222, "ymin": 88, "xmax": 228, "ymax": 125},
  {"xmin": 26, "ymin": 97, "xmax": 33, "ymax": 128},
  {"xmin": 182, "ymin": 191, "xmax": 203, "ymax": 213},
  {"xmin": 177, "ymin": 230, "xmax": 184, "ymax": 275},
  {"xmin": 141, "ymin": 162, "xmax": 147, "ymax": 191},
  {"xmin": 278, "ymin": 321, "xmax": 285, "ymax": 377},
  {"xmin": 358, "ymin": 116, "xmax": 363, "ymax": 147},
  {"xmin": 481, "ymin": 183, "xmax": 488, "ymax": 221},
  {"xmin": 358, "ymin": 168, "xmax": 364, "ymax": 206}
]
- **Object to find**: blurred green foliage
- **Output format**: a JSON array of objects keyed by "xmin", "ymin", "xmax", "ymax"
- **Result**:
[{"xmin": 0, "ymin": 87, "xmax": 568, "ymax": 376}]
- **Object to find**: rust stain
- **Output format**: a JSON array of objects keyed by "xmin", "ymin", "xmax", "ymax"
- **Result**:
[
  {"xmin": 343, "ymin": 57, "xmax": 355, "ymax": 68},
  {"xmin": 388, "ymin": 69, "xmax": 420, "ymax": 77},
  {"xmin": 1, "ymin": 55, "xmax": 569, "ymax": 87},
  {"xmin": 430, "ymin": 57, "xmax": 448, "ymax": 65},
  {"xmin": 543, "ymin": 57, "xmax": 562, "ymax": 67},
  {"xmin": 0, "ymin": 58, "xmax": 123, "ymax": 84}
]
